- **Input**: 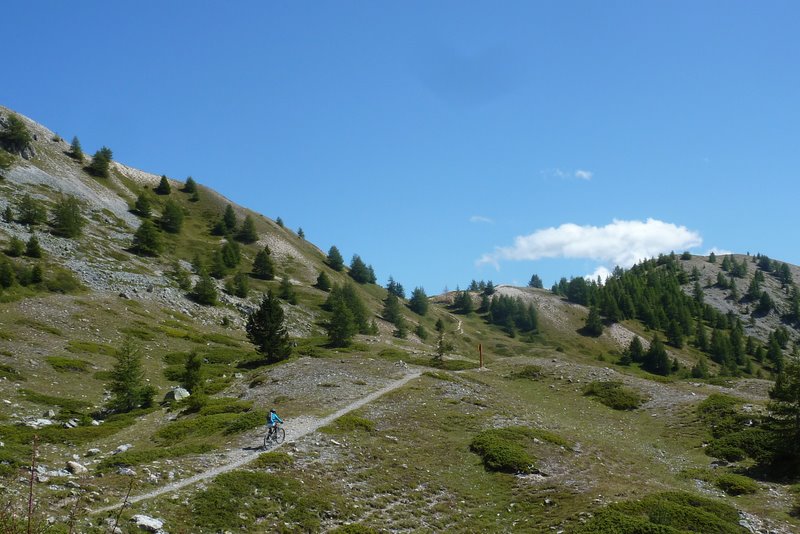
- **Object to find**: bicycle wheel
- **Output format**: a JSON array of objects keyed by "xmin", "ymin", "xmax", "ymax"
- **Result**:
[
  {"xmin": 263, "ymin": 431, "xmax": 272, "ymax": 449},
  {"xmin": 274, "ymin": 427, "xmax": 285, "ymax": 444}
]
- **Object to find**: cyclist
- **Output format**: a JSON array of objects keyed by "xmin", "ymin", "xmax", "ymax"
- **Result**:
[{"xmin": 266, "ymin": 408, "xmax": 283, "ymax": 441}]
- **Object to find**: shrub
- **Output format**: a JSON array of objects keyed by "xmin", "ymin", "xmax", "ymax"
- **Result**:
[
  {"xmin": 251, "ymin": 451, "xmax": 294, "ymax": 469},
  {"xmin": 45, "ymin": 356, "xmax": 91, "ymax": 373},
  {"xmin": 509, "ymin": 365, "xmax": 542, "ymax": 380},
  {"xmin": 705, "ymin": 428, "xmax": 774, "ymax": 464},
  {"xmin": 470, "ymin": 427, "xmax": 538, "ymax": 473},
  {"xmin": 321, "ymin": 414, "xmax": 375, "ymax": 434},
  {"xmin": 715, "ymin": 473, "xmax": 758, "ymax": 495},
  {"xmin": 583, "ymin": 381, "xmax": 646, "ymax": 410},
  {"xmin": 329, "ymin": 526, "xmax": 378, "ymax": 534},
  {"xmin": 97, "ymin": 443, "xmax": 214, "ymax": 470}
]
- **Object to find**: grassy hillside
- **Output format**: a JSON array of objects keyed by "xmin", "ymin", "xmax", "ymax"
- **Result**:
[{"xmin": 0, "ymin": 106, "xmax": 798, "ymax": 533}]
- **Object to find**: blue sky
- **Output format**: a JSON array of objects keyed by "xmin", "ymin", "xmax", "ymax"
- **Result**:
[{"xmin": 4, "ymin": 1, "xmax": 799, "ymax": 294}]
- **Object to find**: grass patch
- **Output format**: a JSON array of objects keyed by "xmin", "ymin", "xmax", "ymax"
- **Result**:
[
  {"xmin": 97, "ymin": 443, "xmax": 215, "ymax": 470},
  {"xmin": 251, "ymin": 451, "xmax": 294, "ymax": 469},
  {"xmin": 575, "ymin": 491, "xmax": 743, "ymax": 533},
  {"xmin": 197, "ymin": 398, "xmax": 253, "ymax": 416},
  {"xmin": 160, "ymin": 324, "xmax": 241, "ymax": 347},
  {"xmin": 376, "ymin": 348, "xmax": 479, "ymax": 371},
  {"xmin": 154, "ymin": 409, "xmax": 267, "ymax": 444},
  {"xmin": 508, "ymin": 364, "xmax": 542, "ymax": 380},
  {"xmin": 0, "ymin": 363, "xmax": 24, "ymax": 381},
  {"xmin": 45, "ymin": 356, "xmax": 91, "ymax": 373},
  {"xmin": 18, "ymin": 389, "xmax": 91, "ymax": 412},
  {"xmin": 190, "ymin": 470, "xmax": 337, "ymax": 532},
  {"xmin": 583, "ymin": 381, "xmax": 646, "ymax": 410},
  {"xmin": 119, "ymin": 326, "xmax": 158, "ymax": 341},
  {"xmin": 66, "ymin": 340, "xmax": 116, "ymax": 356},
  {"xmin": 0, "ymin": 330, "xmax": 13, "ymax": 341},
  {"xmin": 321, "ymin": 414, "xmax": 376, "ymax": 434},
  {"xmin": 423, "ymin": 370, "xmax": 457, "ymax": 382},
  {"xmin": 15, "ymin": 318, "xmax": 63, "ymax": 337},
  {"xmin": 715, "ymin": 473, "xmax": 759, "ymax": 496}
]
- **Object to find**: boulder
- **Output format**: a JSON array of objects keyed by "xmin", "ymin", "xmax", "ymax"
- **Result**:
[
  {"xmin": 163, "ymin": 387, "xmax": 190, "ymax": 403},
  {"xmin": 66, "ymin": 461, "xmax": 87, "ymax": 475},
  {"xmin": 131, "ymin": 514, "xmax": 163, "ymax": 532}
]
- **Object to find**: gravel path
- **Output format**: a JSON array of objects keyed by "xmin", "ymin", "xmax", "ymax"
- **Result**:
[{"xmin": 90, "ymin": 370, "xmax": 422, "ymax": 515}]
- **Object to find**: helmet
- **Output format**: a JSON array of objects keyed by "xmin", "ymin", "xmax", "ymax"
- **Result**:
[{"xmin": 270, "ymin": 409, "xmax": 276, "ymax": 413}]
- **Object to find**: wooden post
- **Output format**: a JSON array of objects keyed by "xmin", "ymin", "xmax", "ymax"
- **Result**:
[{"xmin": 479, "ymin": 343, "xmax": 483, "ymax": 369}]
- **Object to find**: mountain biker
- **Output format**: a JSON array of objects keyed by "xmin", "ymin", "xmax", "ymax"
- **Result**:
[{"xmin": 266, "ymin": 409, "xmax": 283, "ymax": 439}]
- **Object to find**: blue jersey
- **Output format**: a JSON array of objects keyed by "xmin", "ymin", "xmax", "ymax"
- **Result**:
[{"xmin": 268, "ymin": 412, "xmax": 283, "ymax": 426}]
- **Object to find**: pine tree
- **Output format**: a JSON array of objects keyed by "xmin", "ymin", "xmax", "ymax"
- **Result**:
[
  {"xmin": 155, "ymin": 175, "xmax": 172, "ymax": 195},
  {"xmin": 131, "ymin": 219, "xmax": 162, "ymax": 256},
  {"xmin": 17, "ymin": 194, "xmax": 46, "ymax": 226},
  {"xmin": 382, "ymin": 292, "xmax": 402, "ymax": 324},
  {"xmin": 25, "ymin": 234, "xmax": 42, "ymax": 258},
  {"xmin": 583, "ymin": 306, "xmax": 603, "ymax": 336},
  {"xmin": 315, "ymin": 271, "xmax": 331, "ymax": 291},
  {"xmin": 220, "ymin": 240, "xmax": 241, "ymax": 268},
  {"xmin": 327, "ymin": 246, "xmax": 344, "ymax": 271},
  {"xmin": 106, "ymin": 338, "xmax": 155, "ymax": 413},
  {"xmin": 87, "ymin": 146, "xmax": 113, "ymax": 178},
  {"xmin": 191, "ymin": 267, "xmax": 218, "ymax": 305},
  {"xmin": 236, "ymin": 214, "xmax": 258, "ymax": 243},
  {"xmin": 325, "ymin": 292, "xmax": 357, "ymax": 347},
  {"xmin": 246, "ymin": 291, "xmax": 291, "ymax": 362},
  {"xmin": 708, "ymin": 252, "xmax": 716, "ymax": 263},
  {"xmin": 160, "ymin": 199, "xmax": 184, "ymax": 233},
  {"xmin": 230, "ymin": 271, "xmax": 249, "ymax": 298},
  {"xmin": 276, "ymin": 216, "xmax": 284, "ymax": 227},
  {"xmin": 183, "ymin": 176, "xmax": 197, "ymax": 193},
  {"xmin": 435, "ymin": 318, "xmax": 445, "ymax": 333},
  {"xmin": 31, "ymin": 263, "xmax": 43, "ymax": 284},
  {"xmin": 279, "ymin": 276, "xmax": 297, "ymax": 304},
  {"xmin": 409, "ymin": 287, "xmax": 429, "ymax": 316},
  {"xmin": 252, "ymin": 248, "xmax": 275, "ymax": 280},
  {"xmin": 69, "ymin": 136, "xmax": 84, "ymax": 162},
  {"xmin": 349, "ymin": 254, "xmax": 371, "ymax": 284},
  {"xmin": 6, "ymin": 236, "xmax": 24, "ymax": 257},
  {"xmin": 134, "ymin": 192, "xmax": 152, "ymax": 218},
  {"xmin": 528, "ymin": 274, "xmax": 544, "ymax": 288},
  {"xmin": 2, "ymin": 205, "xmax": 12, "ymax": 223},
  {"xmin": 766, "ymin": 357, "xmax": 800, "ymax": 473},
  {"xmin": 223, "ymin": 204, "xmax": 237, "ymax": 233},
  {"xmin": 695, "ymin": 317, "xmax": 708, "ymax": 351},
  {"xmin": 386, "ymin": 276, "xmax": 405, "ymax": 298},
  {"xmin": 51, "ymin": 195, "xmax": 85, "ymax": 237},
  {"xmin": 209, "ymin": 249, "xmax": 229, "ymax": 279},
  {"xmin": 643, "ymin": 335, "xmax": 671, "ymax": 376},
  {"xmin": 297, "ymin": 227, "xmax": 305, "ymax": 239},
  {"xmin": 691, "ymin": 355, "xmax": 710, "ymax": 378},
  {"xmin": 182, "ymin": 351, "xmax": 203, "ymax": 393},
  {"xmin": 0, "ymin": 114, "xmax": 32, "ymax": 154}
]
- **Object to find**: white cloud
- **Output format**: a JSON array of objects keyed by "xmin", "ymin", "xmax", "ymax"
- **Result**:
[
  {"xmin": 469, "ymin": 215, "xmax": 493, "ymax": 224},
  {"xmin": 586, "ymin": 265, "xmax": 612, "ymax": 282},
  {"xmin": 477, "ymin": 218, "xmax": 703, "ymax": 269},
  {"xmin": 574, "ymin": 169, "xmax": 593, "ymax": 180},
  {"xmin": 705, "ymin": 247, "xmax": 732, "ymax": 256}
]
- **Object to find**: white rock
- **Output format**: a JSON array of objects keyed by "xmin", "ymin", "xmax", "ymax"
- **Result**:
[
  {"xmin": 114, "ymin": 444, "xmax": 133, "ymax": 454},
  {"xmin": 117, "ymin": 468, "xmax": 136, "ymax": 476},
  {"xmin": 66, "ymin": 461, "xmax": 87, "ymax": 475},
  {"xmin": 86, "ymin": 448, "xmax": 101, "ymax": 456},
  {"xmin": 131, "ymin": 514, "xmax": 163, "ymax": 532}
]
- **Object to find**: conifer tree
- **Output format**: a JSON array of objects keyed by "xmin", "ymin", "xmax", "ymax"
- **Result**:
[
  {"xmin": 69, "ymin": 136, "xmax": 84, "ymax": 162},
  {"xmin": 694, "ymin": 317, "xmax": 708, "ymax": 351},
  {"xmin": 643, "ymin": 335, "xmax": 670, "ymax": 376},
  {"xmin": 131, "ymin": 219, "xmax": 162, "ymax": 256},
  {"xmin": 386, "ymin": 276, "xmax": 405, "ymax": 299},
  {"xmin": 0, "ymin": 114, "xmax": 31, "ymax": 154},
  {"xmin": 87, "ymin": 146, "xmax": 113, "ymax": 178},
  {"xmin": 325, "ymin": 291, "xmax": 357, "ymax": 347},
  {"xmin": 409, "ymin": 287, "xmax": 429, "ymax": 316},
  {"xmin": 2, "ymin": 205, "xmax": 12, "ymax": 223},
  {"xmin": 315, "ymin": 271, "xmax": 331, "ymax": 291},
  {"xmin": 349, "ymin": 254, "xmax": 371, "ymax": 284},
  {"xmin": 6, "ymin": 236, "xmax": 24, "ymax": 257},
  {"xmin": 236, "ymin": 214, "xmax": 258, "ymax": 243},
  {"xmin": 297, "ymin": 227, "xmax": 304, "ymax": 239},
  {"xmin": 160, "ymin": 199, "xmax": 184, "ymax": 233},
  {"xmin": 708, "ymin": 251, "xmax": 716, "ymax": 263},
  {"xmin": 583, "ymin": 306, "xmax": 603, "ymax": 336},
  {"xmin": 51, "ymin": 195, "xmax": 85, "ymax": 238},
  {"xmin": 327, "ymin": 246, "xmax": 344, "ymax": 271},
  {"xmin": 247, "ymin": 290, "xmax": 291, "ymax": 363},
  {"xmin": 183, "ymin": 176, "xmax": 197, "ymax": 193},
  {"xmin": 17, "ymin": 194, "xmax": 46, "ymax": 226},
  {"xmin": 25, "ymin": 234, "xmax": 42, "ymax": 258},
  {"xmin": 691, "ymin": 355, "xmax": 710, "ymax": 378},
  {"xmin": 106, "ymin": 338, "xmax": 156, "ymax": 413},
  {"xmin": 209, "ymin": 249, "xmax": 229, "ymax": 279},
  {"xmin": 223, "ymin": 204, "xmax": 237, "ymax": 233},
  {"xmin": 135, "ymin": 192, "xmax": 152, "ymax": 218},
  {"xmin": 766, "ymin": 357, "xmax": 800, "ymax": 472},
  {"xmin": 382, "ymin": 292, "xmax": 402, "ymax": 324},
  {"xmin": 191, "ymin": 267, "xmax": 218, "ymax": 305},
  {"xmin": 279, "ymin": 276, "xmax": 297, "ymax": 304},
  {"xmin": 182, "ymin": 351, "xmax": 203, "ymax": 393},
  {"xmin": 31, "ymin": 263, "xmax": 43, "ymax": 284},
  {"xmin": 528, "ymin": 274, "xmax": 544, "ymax": 289},
  {"xmin": 252, "ymin": 247, "xmax": 275, "ymax": 280},
  {"xmin": 155, "ymin": 175, "xmax": 172, "ymax": 195},
  {"xmin": 229, "ymin": 271, "xmax": 249, "ymax": 298}
]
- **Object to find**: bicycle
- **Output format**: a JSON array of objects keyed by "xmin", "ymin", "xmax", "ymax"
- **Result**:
[{"xmin": 263, "ymin": 423, "xmax": 285, "ymax": 448}]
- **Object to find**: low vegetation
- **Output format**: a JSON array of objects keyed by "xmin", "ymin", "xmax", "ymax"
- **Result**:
[{"xmin": 583, "ymin": 380, "xmax": 647, "ymax": 410}]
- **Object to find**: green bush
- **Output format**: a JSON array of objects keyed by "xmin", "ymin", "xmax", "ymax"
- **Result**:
[
  {"xmin": 715, "ymin": 473, "xmax": 758, "ymax": 495},
  {"xmin": 509, "ymin": 365, "xmax": 542, "ymax": 380},
  {"xmin": 321, "ymin": 414, "xmax": 375, "ymax": 434},
  {"xmin": 66, "ymin": 340, "xmax": 116, "ymax": 356},
  {"xmin": 583, "ymin": 381, "xmax": 646, "ymax": 410},
  {"xmin": 155, "ymin": 409, "xmax": 267, "ymax": 444},
  {"xmin": 577, "ymin": 491, "xmax": 743, "ymax": 533},
  {"xmin": 45, "ymin": 356, "xmax": 91, "ymax": 373},
  {"xmin": 44, "ymin": 269, "xmax": 83, "ymax": 294},
  {"xmin": 705, "ymin": 428, "xmax": 774, "ymax": 463},
  {"xmin": 697, "ymin": 394, "xmax": 747, "ymax": 438},
  {"xmin": 470, "ymin": 427, "xmax": 536, "ymax": 473},
  {"xmin": 198, "ymin": 398, "xmax": 253, "ymax": 416},
  {"xmin": 0, "ymin": 363, "xmax": 24, "ymax": 381},
  {"xmin": 422, "ymin": 370, "xmax": 457, "ymax": 382},
  {"xmin": 329, "ymin": 526, "xmax": 378, "ymax": 534},
  {"xmin": 97, "ymin": 443, "xmax": 214, "ymax": 470}
]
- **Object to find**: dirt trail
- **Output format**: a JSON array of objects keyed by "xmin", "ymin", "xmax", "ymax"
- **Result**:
[{"xmin": 91, "ymin": 370, "xmax": 422, "ymax": 515}]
